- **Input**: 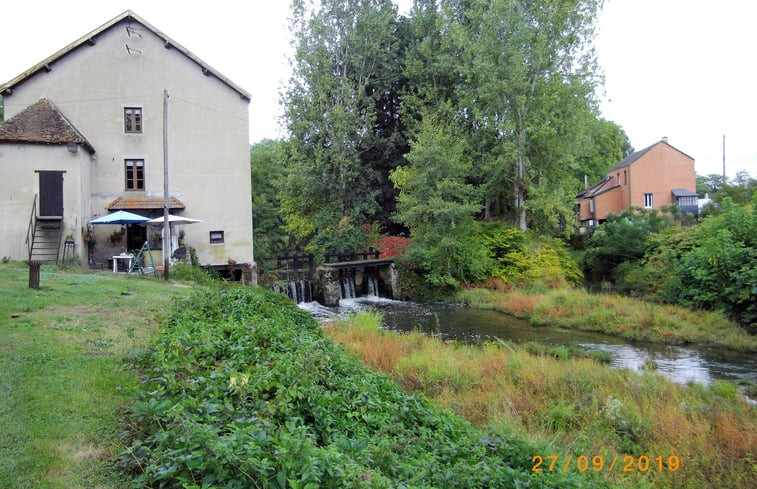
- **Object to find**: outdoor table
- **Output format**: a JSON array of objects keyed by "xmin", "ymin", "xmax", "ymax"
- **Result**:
[{"xmin": 112, "ymin": 253, "xmax": 134, "ymax": 273}]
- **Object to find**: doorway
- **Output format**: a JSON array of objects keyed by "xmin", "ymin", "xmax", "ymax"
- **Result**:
[
  {"xmin": 36, "ymin": 171, "xmax": 65, "ymax": 216},
  {"xmin": 127, "ymin": 224, "xmax": 147, "ymax": 251}
]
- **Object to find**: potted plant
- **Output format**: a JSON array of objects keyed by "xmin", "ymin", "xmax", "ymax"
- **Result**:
[
  {"xmin": 109, "ymin": 228, "xmax": 124, "ymax": 245},
  {"xmin": 177, "ymin": 228, "xmax": 186, "ymax": 245},
  {"xmin": 83, "ymin": 226, "xmax": 96, "ymax": 248}
]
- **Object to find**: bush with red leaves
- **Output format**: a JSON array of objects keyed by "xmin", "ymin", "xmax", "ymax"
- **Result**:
[{"xmin": 374, "ymin": 236, "xmax": 411, "ymax": 259}]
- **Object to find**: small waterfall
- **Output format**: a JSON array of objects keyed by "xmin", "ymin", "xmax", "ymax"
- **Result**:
[
  {"xmin": 281, "ymin": 280, "xmax": 313, "ymax": 304},
  {"xmin": 339, "ymin": 277, "xmax": 356, "ymax": 299},
  {"xmin": 365, "ymin": 275, "xmax": 379, "ymax": 297}
]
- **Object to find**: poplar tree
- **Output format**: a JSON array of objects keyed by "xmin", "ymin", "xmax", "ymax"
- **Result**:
[
  {"xmin": 464, "ymin": 0, "xmax": 603, "ymax": 230},
  {"xmin": 282, "ymin": 0, "xmax": 403, "ymax": 250}
]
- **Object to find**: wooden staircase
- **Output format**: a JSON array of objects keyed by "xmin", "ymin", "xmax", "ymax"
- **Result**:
[
  {"xmin": 30, "ymin": 217, "xmax": 64, "ymax": 264},
  {"xmin": 26, "ymin": 195, "xmax": 64, "ymax": 264}
]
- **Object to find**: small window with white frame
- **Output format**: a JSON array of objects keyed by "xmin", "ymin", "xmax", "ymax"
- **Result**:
[
  {"xmin": 644, "ymin": 193, "xmax": 653, "ymax": 208},
  {"xmin": 209, "ymin": 230, "xmax": 224, "ymax": 244},
  {"xmin": 124, "ymin": 107, "xmax": 142, "ymax": 133}
]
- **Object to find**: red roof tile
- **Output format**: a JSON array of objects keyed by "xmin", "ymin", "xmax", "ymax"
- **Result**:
[
  {"xmin": 106, "ymin": 196, "xmax": 185, "ymax": 210},
  {"xmin": 0, "ymin": 99, "xmax": 95, "ymax": 154}
]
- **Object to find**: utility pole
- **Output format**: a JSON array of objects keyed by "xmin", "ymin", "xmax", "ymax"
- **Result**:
[
  {"xmin": 722, "ymin": 134, "xmax": 726, "ymax": 184},
  {"xmin": 163, "ymin": 89, "xmax": 170, "ymax": 281}
]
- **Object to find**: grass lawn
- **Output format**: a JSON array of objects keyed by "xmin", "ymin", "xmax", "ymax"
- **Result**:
[{"xmin": 0, "ymin": 262, "xmax": 191, "ymax": 488}]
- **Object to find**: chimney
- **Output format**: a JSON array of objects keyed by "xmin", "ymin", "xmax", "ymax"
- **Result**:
[{"xmin": 661, "ymin": 136, "xmax": 668, "ymax": 143}]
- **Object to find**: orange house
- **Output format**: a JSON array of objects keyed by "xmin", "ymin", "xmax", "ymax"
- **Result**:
[{"xmin": 576, "ymin": 139, "xmax": 698, "ymax": 227}]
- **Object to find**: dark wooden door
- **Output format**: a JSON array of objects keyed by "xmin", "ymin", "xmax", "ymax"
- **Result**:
[{"xmin": 37, "ymin": 171, "xmax": 64, "ymax": 216}]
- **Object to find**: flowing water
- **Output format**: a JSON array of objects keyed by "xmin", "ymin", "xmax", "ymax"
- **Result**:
[{"xmin": 299, "ymin": 296, "xmax": 757, "ymax": 390}]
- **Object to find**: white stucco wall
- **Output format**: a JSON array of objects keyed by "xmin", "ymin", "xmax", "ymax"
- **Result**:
[
  {"xmin": 0, "ymin": 143, "xmax": 92, "ymax": 262},
  {"xmin": 3, "ymin": 17, "xmax": 253, "ymax": 267}
]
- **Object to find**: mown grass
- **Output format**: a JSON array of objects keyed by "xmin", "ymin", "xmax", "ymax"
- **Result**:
[
  {"xmin": 324, "ymin": 310, "xmax": 757, "ymax": 489},
  {"xmin": 0, "ymin": 261, "xmax": 191, "ymax": 488},
  {"xmin": 455, "ymin": 287, "xmax": 757, "ymax": 351}
]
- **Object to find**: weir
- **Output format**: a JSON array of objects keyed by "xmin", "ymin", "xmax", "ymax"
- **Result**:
[
  {"xmin": 274, "ymin": 250, "xmax": 398, "ymax": 305},
  {"xmin": 318, "ymin": 257, "xmax": 398, "ymax": 306}
]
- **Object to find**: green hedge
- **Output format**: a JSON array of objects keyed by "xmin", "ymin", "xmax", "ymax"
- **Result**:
[{"xmin": 122, "ymin": 288, "xmax": 595, "ymax": 488}]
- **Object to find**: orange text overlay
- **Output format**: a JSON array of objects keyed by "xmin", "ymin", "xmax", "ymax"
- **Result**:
[{"xmin": 532, "ymin": 455, "xmax": 681, "ymax": 473}]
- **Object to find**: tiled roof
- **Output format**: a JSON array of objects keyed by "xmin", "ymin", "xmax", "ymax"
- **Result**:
[
  {"xmin": 106, "ymin": 196, "xmax": 185, "ymax": 210},
  {"xmin": 607, "ymin": 140, "xmax": 695, "ymax": 173},
  {"xmin": 0, "ymin": 99, "xmax": 95, "ymax": 154},
  {"xmin": 607, "ymin": 143, "xmax": 656, "ymax": 172},
  {"xmin": 576, "ymin": 176, "xmax": 616, "ymax": 199}
]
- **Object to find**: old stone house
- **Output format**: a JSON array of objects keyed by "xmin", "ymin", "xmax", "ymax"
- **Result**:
[{"xmin": 0, "ymin": 10, "xmax": 253, "ymax": 276}]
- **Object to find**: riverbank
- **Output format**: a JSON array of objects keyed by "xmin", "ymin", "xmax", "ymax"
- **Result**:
[
  {"xmin": 455, "ymin": 286, "xmax": 757, "ymax": 352},
  {"xmin": 324, "ymin": 310, "xmax": 756, "ymax": 489},
  {"xmin": 0, "ymin": 262, "xmax": 191, "ymax": 488},
  {"xmin": 122, "ymin": 286, "xmax": 590, "ymax": 487}
]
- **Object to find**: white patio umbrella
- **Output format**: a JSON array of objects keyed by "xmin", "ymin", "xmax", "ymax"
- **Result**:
[
  {"xmin": 146, "ymin": 214, "xmax": 201, "ymax": 260},
  {"xmin": 146, "ymin": 214, "xmax": 202, "ymax": 225}
]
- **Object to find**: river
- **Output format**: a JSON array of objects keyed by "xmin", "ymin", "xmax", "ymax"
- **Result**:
[{"xmin": 299, "ymin": 296, "xmax": 757, "ymax": 391}]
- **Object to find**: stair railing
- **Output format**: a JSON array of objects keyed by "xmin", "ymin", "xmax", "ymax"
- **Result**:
[{"xmin": 25, "ymin": 194, "xmax": 37, "ymax": 261}]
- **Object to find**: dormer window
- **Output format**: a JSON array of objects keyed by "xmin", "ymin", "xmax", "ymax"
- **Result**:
[{"xmin": 124, "ymin": 107, "xmax": 142, "ymax": 133}]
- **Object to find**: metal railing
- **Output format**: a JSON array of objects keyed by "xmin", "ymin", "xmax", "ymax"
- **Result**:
[
  {"xmin": 25, "ymin": 194, "xmax": 37, "ymax": 261},
  {"xmin": 323, "ymin": 248, "xmax": 380, "ymax": 263}
]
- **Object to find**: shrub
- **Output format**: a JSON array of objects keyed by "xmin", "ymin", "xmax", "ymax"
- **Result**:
[
  {"xmin": 122, "ymin": 288, "xmax": 586, "ymax": 488},
  {"xmin": 670, "ymin": 196, "xmax": 757, "ymax": 324},
  {"xmin": 478, "ymin": 223, "xmax": 582, "ymax": 288},
  {"xmin": 170, "ymin": 262, "xmax": 221, "ymax": 286},
  {"xmin": 373, "ymin": 236, "xmax": 410, "ymax": 259}
]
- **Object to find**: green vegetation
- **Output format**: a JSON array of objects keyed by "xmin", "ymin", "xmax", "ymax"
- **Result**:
[
  {"xmin": 122, "ymin": 287, "xmax": 589, "ymax": 488},
  {"xmin": 456, "ymin": 287, "xmax": 757, "ymax": 352},
  {"xmin": 325, "ymin": 311, "xmax": 757, "ymax": 489},
  {"xmin": 0, "ymin": 262, "xmax": 190, "ymax": 488},
  {"xmin": 262, "ymin": 0, "xmax": 628, "ymax": 266},
  {"xmin": 250, "ymin": 139, "xmax": 289, "ymax": 271},
  {"xmin": 697, "ymin": 170, "xmax": 757, "ymax": 206},
  {"xmin": 582, "ymin": 193, "xmax": 757, "ymax": 326}
]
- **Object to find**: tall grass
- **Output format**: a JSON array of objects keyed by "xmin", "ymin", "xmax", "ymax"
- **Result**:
[
  {"xmin": 456, "ymin": 287, "xmax": 757, "ymax": 351},
  {"xmin": 324, "ymin": 311, "xmax": 757, "ymax": 488}
]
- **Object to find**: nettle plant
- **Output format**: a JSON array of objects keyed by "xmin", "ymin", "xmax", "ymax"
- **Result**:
[{"xmin": 121, "ymin": 288, "xmax": 591, "ymax": 488}]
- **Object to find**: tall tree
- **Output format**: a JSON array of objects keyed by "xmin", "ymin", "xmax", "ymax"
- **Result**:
[
  {"xmin": 250, "ymin": 139, "xmax": 289, "ymax": 272},
  {"xmin": 574, "ymin": 117, "xmax": 633, "ymax": 186},
  {"xmin": 282, "ymin": 0, "xmax": 404, "ymax": 250},
  {"xmin": 391, "ymin": 108, "xmax": 490, "ymax": 285},
  {"xmin": 460, "ymin": 0, "xmax": 603, "ymax": 230}
]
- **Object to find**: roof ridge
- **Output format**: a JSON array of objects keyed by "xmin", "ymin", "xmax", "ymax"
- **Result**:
[{"xmin": 0, "ymin": 10, "xmax": 250, "ymax": 100}]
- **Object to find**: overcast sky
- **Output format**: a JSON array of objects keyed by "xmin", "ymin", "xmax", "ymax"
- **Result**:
[{"xmin": 2, "ymin": 0, "xmax": 754, "ymax": 179}]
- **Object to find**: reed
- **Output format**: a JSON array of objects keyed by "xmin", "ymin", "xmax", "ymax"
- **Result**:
[
  {"xmin": 456, "ymin": 287, "xmax": 757, "ymax": 351},
  {"xmin": 325, "ymin": 311, "xmax": 757, "ymax": 488}
]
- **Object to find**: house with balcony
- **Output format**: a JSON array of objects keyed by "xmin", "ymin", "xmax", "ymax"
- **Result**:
[
  {"xmin": 576, "ymin": 138, "xmax": 698, "ymax": 228},
  {"xmin": 0, "ymin": 10, "xmax": 254, "ymax": 277}
]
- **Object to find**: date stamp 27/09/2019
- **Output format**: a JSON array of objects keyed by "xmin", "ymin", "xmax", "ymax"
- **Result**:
[{"xmin": 532, "ymin": 454, "xmax": 681, "ymax": 474}]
